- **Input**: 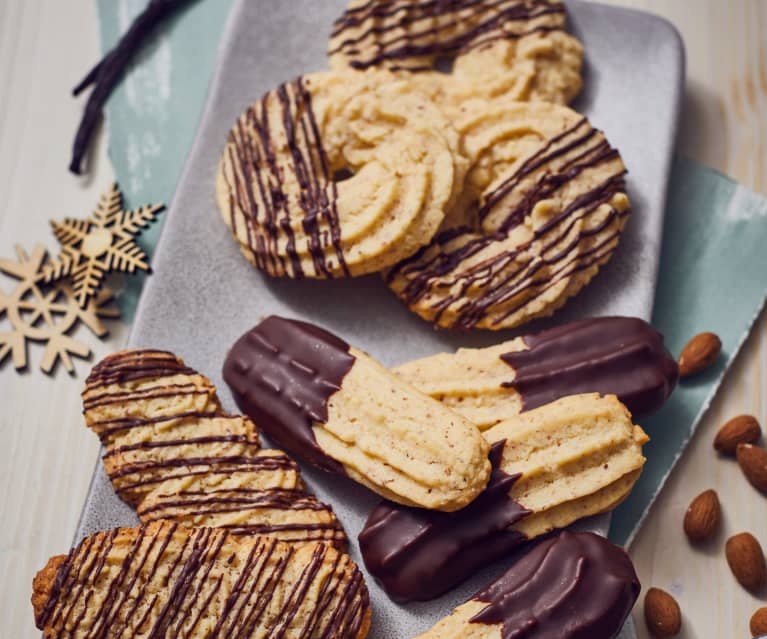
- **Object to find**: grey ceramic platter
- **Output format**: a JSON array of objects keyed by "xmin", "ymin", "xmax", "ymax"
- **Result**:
[{"xmin": 75, "ymin": 1, "xmax": 684, "ymax": 637}]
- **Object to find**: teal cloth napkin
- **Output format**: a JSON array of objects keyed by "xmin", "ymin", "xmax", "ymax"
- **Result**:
[{"xmin": 96, "ymin": 0, "xmax": 767, "ymax": 547}]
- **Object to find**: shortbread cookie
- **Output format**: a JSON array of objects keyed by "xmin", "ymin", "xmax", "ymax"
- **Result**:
[
  {"xmin": 358, "ymin": 393, "xmax": 647, "ymax": 600},
  {"xmin": 223, "ymin": 316, "xmax": 491, "ymax": 511},
  {"xmin": 413, "ymin": 530, "xmax": 639, "ymax": 639},
  {"xmin": 328, "ymin": 0, "xmax": 583, "ymax": 107},
  {"xmin": 84, "ymin": 349, "xmax": 348, "ymax": 549},
  {"xmin": 137, "ymin": 454, "xmax": 347, "ymax": 548},
  {"xmin": 394, "ymin": 316, "xmax": 678, "ymax": 430},
  {"xmin": 385, "ymin": 103, "xmax": 630, "ymax": 329},
  {"xmin": 32, "ymin": 522, "xmax": 371, "ymax": 639},
  {"xmin": 216, "ymin": 70, "xmax": 466, "ymax": 279}
]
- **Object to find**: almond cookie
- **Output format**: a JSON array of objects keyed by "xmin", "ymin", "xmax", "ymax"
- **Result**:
[
  {"xmin": 32, "ymin": 522, "xmax": 371, "ymax": 639},
  {"xmin": 84, "ymin": 349, "xmax": 347, "ymax": 549},
  {"xmin": 385, "ymin": 102, "xmax": 630, "ymax": 330},
  {"xmin": 413, "ymin": 530, "xmax": 639, "ymax": 639},
  {"xmin": 223, "ymin": 315, "xmax": 491, "ymax": 512},
  {"xmin": 394, "ymin": 316, "xmax": 678, "ymax": 430},
  {"xmin": 328, "ymin": 0, "xmax": 583, "ymax": 108},
  {"xmin": 216, "ymin": 70, "xmax": 466, "ymax": 279},
  {"xmin": 358, "ymin": 393, "xmax": 647, "ymax": 600}
]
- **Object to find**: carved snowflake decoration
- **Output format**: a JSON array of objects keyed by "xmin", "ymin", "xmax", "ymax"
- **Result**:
[
  {"xmin": 0, "ymin": 245, "xmax": 120, "ymax": 375},
  {"xmin": 39, "ymin": 183, "xmax": 164, "ymax": 307}
]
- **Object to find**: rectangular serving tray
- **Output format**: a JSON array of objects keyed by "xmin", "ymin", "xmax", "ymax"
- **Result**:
[{"xmin": 76, "ymin": 1, "xmax": 684, "ymax": 636}]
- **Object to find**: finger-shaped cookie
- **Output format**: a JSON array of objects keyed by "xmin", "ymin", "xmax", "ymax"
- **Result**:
[
  {"xmin": 138, "ymin": 454, "xmax": 347, "ymax": 548},
  {"xmin": 217, "ymin": 70, "xmax": 467, "ymax": 279},
  {"xmin": 358, "ymin": 393, "xmax": 646, "ymax": 600},
  {"xmin": 413, "ymin": 530, "xmax": 639, "ymax": 639},
  {"xmin": 394, "ymin": 316, "xmax": 678, "ymax": 430},
  {"xmin": 84, "ymin": 349, "xmax": 348, "ymax": 550},
  {"xmin": 32, "ymin": 522, "xmax": 371, "ymax": 639},
  {"xmin": 223, "ymin": 316, "xmax": 491, "ymax": 512}
]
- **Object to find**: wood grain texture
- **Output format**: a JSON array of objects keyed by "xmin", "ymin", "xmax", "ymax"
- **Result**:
[{"xmin": 0, "ymin": 1, "xmax": 764, "ymax": 638}]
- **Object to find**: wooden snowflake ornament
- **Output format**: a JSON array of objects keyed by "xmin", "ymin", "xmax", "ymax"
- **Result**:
[
  {"xmin": 39, "ymin": 183, "xmax": 164, "ymax": 307},
  {"xmin": 0, "ymin": 245, "xmax": 120, "ymax": 374}
]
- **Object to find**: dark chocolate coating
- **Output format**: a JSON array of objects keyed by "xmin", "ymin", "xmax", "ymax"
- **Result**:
[
  {"xmin": 502, "ymin": 316, "xmax": 678, "ymax": 416},
  {"xmin": 223, "ymin": 316, "xmax": 355, "ymax": 474},
  {"xmin": 470, "ymin": 530, "xmax": 640, "ymax": 639},
  {"xmin": 358, "ymin": 441, "xmax": 530, "ymax": 602}
]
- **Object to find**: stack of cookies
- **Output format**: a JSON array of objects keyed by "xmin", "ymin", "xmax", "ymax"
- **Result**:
[{"xmin": 216, "ymin": 0, "xmax": 631, "ymax": 331}]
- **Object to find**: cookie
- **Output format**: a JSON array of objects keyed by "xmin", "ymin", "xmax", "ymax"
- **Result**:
[
  {"xmin": 32, "ymin": 521, "xmax": 371, "ymax": 639},
  {"xmin": 83, "ymin": 349, "xmax": 348, "ymax": 549},
  {"xmin": 413, "ymin": 530, "xmax": 639, "ymax": 639},
  {"xmin": 328, "ymin": 0, "xmax": 583, "ymax": 107},
  {"xmin": 216, "ymin": 70, "xmax": 467, "ymax": 279},
  {"xmin": 223, "ymin": 315, "xmax": 491, "ymax": 512},
  {"xmin": 358, "ymin": 393, "xmax": 647, "ymax": 600},
  {"xmin": 394, "ymin": 316, "xmax": 678, "ymax": 430}
]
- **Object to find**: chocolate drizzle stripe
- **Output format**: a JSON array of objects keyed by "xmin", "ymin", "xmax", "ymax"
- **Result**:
[
  {"xmin": 102, "ymin": 434, "xmax": 252, "ymax": 458},
  {"xmin": 83, "ymin": 384, "xmax": 211, "ymax": 411}
]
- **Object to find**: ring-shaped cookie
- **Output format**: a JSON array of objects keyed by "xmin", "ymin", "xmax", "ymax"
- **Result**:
[
  {"xmin": 328, "ymin": 0, "xmax": 583, "ymax": 109},
  {"xmin": 216, "ymin": 70, "xmax": 466, "ymax": 278},
  {"xmin": 385, "ymin": 101, "xmax": 630, "ymax": 330}
]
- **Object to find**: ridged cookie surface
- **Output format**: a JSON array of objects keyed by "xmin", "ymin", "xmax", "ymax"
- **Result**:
[
  {"xmin": 223, "ymin": 316, "xmax": 491, "ymax": 512},
  {"xmin": 385, "ymin": 102, "xmax": 630, "ymax": 330},
  {"xmin": 394, "ymin": 316, "xmax": 678, "ymax": 429},
  {"xmin": 358, "ymin": 393, "xmax": 646, "ymax": 600},
  {"xmin": 83, "ymin": 349, "xmax": 347, "ymax": 549},
  {"xmin": 32, "ymin": 522, "xmax": 370, "ymax": 639},
  {"xmin": 328, "ymin": 0, "xmax": 583, "ymax": 107},
  {"xmin": 216, "ymin": 70, "xmax": 466, "ymax": 278},
  {"xmin": 413, "ymin": 531, "xmax": 639, "ymax": 639}
]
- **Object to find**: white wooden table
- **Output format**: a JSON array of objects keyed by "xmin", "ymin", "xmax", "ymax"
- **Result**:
[{"xmin": 1, "ymin": 1, "xmax": 765, "ymax": 637}]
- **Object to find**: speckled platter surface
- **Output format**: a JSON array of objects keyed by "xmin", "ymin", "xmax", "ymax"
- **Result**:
[{"xmin": 75, "ymin": 1, "xmax": 683, "ymax": 637}]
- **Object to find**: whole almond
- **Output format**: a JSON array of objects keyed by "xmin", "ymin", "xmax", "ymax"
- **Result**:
[
  {"xmin": 644, "ymin": 587, "xmax": 682, "ymax": 637},
  {"xmin": 714, "ymin": 415, "xmax": 761, "ymax": 455},
  {"xmin": 751, "ymin": 607, "xmax": 767, "ymax": 636},
  {"xmin": 678, "ymin": 332, "xmax": 721, "ymax": 377},
  {"xmin": 736, "ymin": 444, "xmax": 767, "ymax": 494},
  {"xmin": 683, "ymin": 489, "xmax": 720, "ymax": 543},
  {"xmin": 725, "ymin": 532, "xmax": 767, "ymax": 592}
]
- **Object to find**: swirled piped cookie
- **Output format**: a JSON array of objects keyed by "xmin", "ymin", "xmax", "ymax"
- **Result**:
[
  {"xmin": 385, "ymin": 102, "xmax": 630, "ymax": 330},
  {"xmin": 82, "ymin": 350, "xmax": 348, "ymax": 549},
  {"xmin": 328, "ymin": 0, "xmax": 583, "ymax": 108},
  {"xmin": 32, "ymin": 522, "xmax": 371, "ymax": 639},
  {"xmin": 216, "ymin": 70, "xmax": 467, "ymax": 278}
]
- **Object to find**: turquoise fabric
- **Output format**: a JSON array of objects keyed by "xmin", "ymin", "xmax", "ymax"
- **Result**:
[{"xmin": 96, "ymin": 0, "xmax": 767, "ymax": 546}]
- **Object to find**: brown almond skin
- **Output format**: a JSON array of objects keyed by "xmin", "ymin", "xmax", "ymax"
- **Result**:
[
  {"xmin": 644, "ymin": 587, "xmax": 682, "ymax": 638},
  {"xmin": 737, "ymin": 444, "xmax": 767, "ymax": 494},
  {"xmin": 683, "ymin": 489, "xmax": 720, "ymax": 543},
  {"xmin": 751, "ymin": 607, "xmax": 767, "ymax": 636},
  {"xmin": 725, "ymin": 532, "xmax": 767, "ymax": 592},
  {"xmin": 678, "ymin": 332, "xmax": 721, "ymax": 377},
  {"xmin": 715, "ymin": 415, "xmax": 761, "ymax": 456}
]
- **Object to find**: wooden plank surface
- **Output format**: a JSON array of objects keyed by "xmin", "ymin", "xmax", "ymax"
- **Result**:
[{"xmin": 0, "ymin": 1, "xmax": 764, "ymax": 637}]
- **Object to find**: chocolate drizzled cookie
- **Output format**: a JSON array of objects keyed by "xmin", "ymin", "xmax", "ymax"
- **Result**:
[
  {"xmin": 83, "ymin": 349, "xmax": 347, "ymax": 549},
  {"xmin": 33, "ymin": 522, "xmax": 371, "ymax": 639},
  {"xmin": 385, "ymin": 102, "xmax": 630, "ymax": 330}
]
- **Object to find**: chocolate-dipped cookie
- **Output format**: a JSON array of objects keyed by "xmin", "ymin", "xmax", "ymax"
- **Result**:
[
  {"xmin": 329, "ymin": 0, "xmax": 583, "ymax": 108},
  {"xmin": 223, "ymin": 316, "xmax": 491, "ymax": 512},
  {"xmin": 413, "ymin": 530, "xmax": 640, "ymax": 639},
  {"xmin": 358, "ymin": 393, "xmax": 647, "ymax": 601},
  {"xmin": 394, "ymin": 316, "xmax": 678, "ymax": 430},
  {"xmin": 385, "ymin": 102, "xmax": 630, "ymax": 330},
  {"xmin": 216, "ymin": 70, "xmax": 467, "ymax": 279},
  {"xmin": 83, "ymin": 349, "xmax": 348, "ymax": 549},
  {"xmin": 32, "ymin": 521, "xmax": 371, "ymax": 639}
]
